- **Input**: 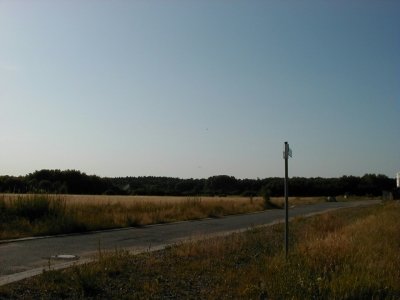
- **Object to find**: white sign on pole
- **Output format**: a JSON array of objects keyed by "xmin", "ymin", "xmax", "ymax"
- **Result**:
[{"xmin": 283, "ymin": 143, "xmax": 293, "ymax": 159}]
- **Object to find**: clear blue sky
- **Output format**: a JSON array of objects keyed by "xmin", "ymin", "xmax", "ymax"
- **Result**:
[{"xmin": 1, "ymin": 0, "xmax": 399, "ymax": 179}]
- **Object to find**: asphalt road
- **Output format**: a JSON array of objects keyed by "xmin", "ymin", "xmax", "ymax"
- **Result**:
[{"xmin": 0, "ymin": 200, "xmax": 380, "ymax": 286}]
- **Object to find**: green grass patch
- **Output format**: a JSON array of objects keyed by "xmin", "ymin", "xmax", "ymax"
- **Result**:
[{"xmin": 1, "ymin": 202, "xmax": 399, "ymax": 299}]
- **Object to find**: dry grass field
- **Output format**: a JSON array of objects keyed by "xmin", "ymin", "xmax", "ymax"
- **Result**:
[
  {"xmin": 0, "ymin": 194, "xmax": 328, "ymax": 240},
  {"xmin": 1, "ymin": 194, "xmax": 254, "ymax": 240},
  {"xmin": 1, "ymin": 193, "xmax": 325, "ymax": 206},
  {"xmin": 1, "ymin": 201, "xmax": 398, "ymax": 299}
]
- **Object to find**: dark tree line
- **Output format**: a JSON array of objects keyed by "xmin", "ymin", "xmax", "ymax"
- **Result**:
[
  {"xmin": 0, "ymin": 170, "xmax": 396, "ymax": 197},
  {"xmin": 0, "ymin": 170, "xmax": 116, "ymax": 195}
]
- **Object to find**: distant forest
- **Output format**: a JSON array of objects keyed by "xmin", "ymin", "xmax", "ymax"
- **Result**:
[{"xmin": 0, "ymin": 169, "xmax": 396, "ymax": 197}]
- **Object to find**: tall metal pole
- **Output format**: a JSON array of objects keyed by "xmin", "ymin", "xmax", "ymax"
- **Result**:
[{"xmin": 284, "ymin": 141, "xmax": 289, "ymax": 258}]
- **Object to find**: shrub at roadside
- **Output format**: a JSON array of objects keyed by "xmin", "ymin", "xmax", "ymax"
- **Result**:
[{"xmin": 0, "ymin": 195, "xmax": 87, "ymax": 238}]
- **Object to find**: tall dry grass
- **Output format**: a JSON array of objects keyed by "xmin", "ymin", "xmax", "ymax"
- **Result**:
[
  {"xmin": 0, "ymin": 193, "xmax": 333, "ymax": 240},
  {"xmin": 264, "ymin": 203, "xmax": 400, "ymax": 298},
  {"xmin": 0, "ymin": 194, "xmax": 267, "ymax": 239},
  {"xmin": 2, "ymin": 202, "xmax": 398, "ymax": 299}
]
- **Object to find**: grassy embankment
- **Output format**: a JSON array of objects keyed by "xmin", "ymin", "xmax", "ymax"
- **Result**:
[{"xmin": 1, "ymin": 201, "xmax": 398, "ymax": 299}]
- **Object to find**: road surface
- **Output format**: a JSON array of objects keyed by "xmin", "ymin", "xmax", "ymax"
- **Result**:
[{"xmin": 0, "ymin": 200, "xmax": 380, "ymax": 286}]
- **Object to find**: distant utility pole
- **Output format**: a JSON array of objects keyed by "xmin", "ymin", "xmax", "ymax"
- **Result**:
[{"xmin": 283, "ymin": 141, "xmax": 292, "ymax": 258}]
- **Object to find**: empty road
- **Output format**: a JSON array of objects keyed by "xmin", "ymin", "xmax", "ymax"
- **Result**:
[{"xmin": 0, "ymin": 200, "xmax": 380, "ymax": 286}]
